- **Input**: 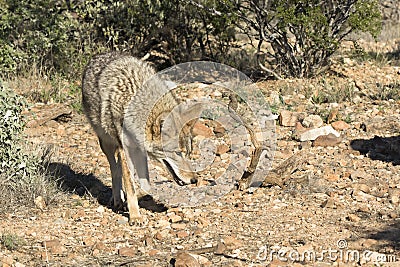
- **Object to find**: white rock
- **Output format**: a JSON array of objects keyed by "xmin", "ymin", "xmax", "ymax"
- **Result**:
[{"xmin": 299, "ymin": 125, "xmax": 340, "ymax": 141}]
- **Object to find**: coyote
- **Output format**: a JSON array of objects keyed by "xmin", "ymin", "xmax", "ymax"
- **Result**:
[{"xmin": 82, "ymin": 52, "xmax": 198, "ymax": 225}]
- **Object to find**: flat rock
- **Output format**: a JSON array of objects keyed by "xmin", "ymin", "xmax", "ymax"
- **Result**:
[
  {"xmin": 300, "ymin": 125, "xmax": 340, "ymax": 141},
  {"xmin": 313, "ymin": 133, "xmax": 342, "ymax": 147},
  {"xmin": 331, "ymin": 120, "xmax": 350, "ymax": 130},
  {"xmin": 174, "ymin": 252, "xmax": 201, "ymax": 267}
]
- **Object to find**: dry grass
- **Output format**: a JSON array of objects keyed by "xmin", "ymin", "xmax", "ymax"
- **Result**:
[
  {"xmin": 3, "ymin": 65, "xmax": 82, "ymax": 112},
  {"xmin": 0, "ymin": 146, "xmax": 65, "ymax": 214}
]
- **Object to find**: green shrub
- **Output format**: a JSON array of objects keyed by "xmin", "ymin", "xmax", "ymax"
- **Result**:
[
  {"xmin": 0, "ymin": 81, "xmax": 60, "ymax": 212},
  {"xmin": 229, "ymin": 0, "xmax": 382, "ymax": 78},
  {"xmin": 0, "ymin": 232, "xmax": 25, "ymax": 250}
]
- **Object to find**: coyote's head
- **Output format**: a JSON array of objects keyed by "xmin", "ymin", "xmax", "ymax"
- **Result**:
[{"xmin": 146, "ymin": 101, "xmax": 202, "ymax": 187}]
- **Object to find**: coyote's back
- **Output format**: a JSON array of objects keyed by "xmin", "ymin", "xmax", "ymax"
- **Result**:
[{"xmin": 82, "ymin": 52, "xmax": 157, "ymax": 144}]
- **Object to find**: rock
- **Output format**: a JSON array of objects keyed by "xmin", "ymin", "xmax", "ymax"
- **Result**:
[
  {"xmin": 300, "ymin": 126, "xmax": 340, "ymax": 141},
  {"xmin": 118, "ymin": 247, "xmax": 137, "ymax": 257},
  {"xmin": 1, "ymin": 256, "xmax": 14, "ymax": 266},
  {"xmin": 14, "ymin": 262, "xmax": 25, "ymax": 267},
  {"xmin": 216, "ymin": 144, "xmax": 230, "ymax": 155},
  {"xmin": 148, "ymin": 249, "xmax": 159, "ymax": 256},
  {"xmin": 389, "ymin": 189, "xmax": 400, "ymax": 204},
  {"xmin": 355, "ymin": 183, "xmax": 371, "ymax": 194},
  {"xmin": 176, "ymin": 230, "xmax": 189, "ymax": 238},
  {"xmin": 302, "ymin": 114, "xmax": 323, "ymax": 128},
  {"xmin": 295, "ymin": 121, "xmax": 307, "ymax": 134},
  {"xmin": 171, "ymin": 223, "xmax": 187, "ymax": 230},
  {"xmin": 174, "ymin": 252, "xmax": 201, "ymax": 267},
  {"xmin": 34, "ymin": 196, "xmax": 46, "ymax": 210},
  {"xmin": 26, "ymin": 103, "xmax": 72, "ymax": 127},
  {"xmin": 353, "ymin": 190, "xmax": 375, "ymax": 202},
  {"xmin": 313, "ymin": 133, "xmax": 342, "ymax": 147},
  {"xmin": 324, "ymin": 173, "xmax": 340, "ymax": 182},
  {"xmin": 42, "ymin": 240, "xmax": 65, "ymax": 254},
  {"xmin": 83, "ymin": 236, "xmax": 96, "ymax": 246},
  {"xmin": 279, "ymin": 110, "xmax": 304, "ymax": 127},
  {"xmin": 390, "ymin": 194, "xmax": 400, "ymax": 204},
  {"xmin": 222, "ymin": 236, "xmax": 242, "ymax": 250},
  {"xmin": 321, "ymin": 197, "xmax": 336, "ymax": 209},
  {"xmin": 96, "ymin": 205, "xmax": 105, "ymax": 213},
  {"xmin": 331, "ymin": 120, "xmax": 350, "ymax": 131},
  {"xmin": 347, "ymin": 214, "xmax": 361, "ymax": 222},
  {"xmin": 192, "ymin": 121, "xmax": 213, "ymax": 138},
  {"xmin": 343, "ymin": 57, "xmax": 355, "ymax": 65},
  {"xmin": 168, "ymin": 214, "xmax": 182, "ymax": 223}
]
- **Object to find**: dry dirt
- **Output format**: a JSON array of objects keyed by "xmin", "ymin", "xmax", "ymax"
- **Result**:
[{"xmin": 1, "ymin": 56, "xmax": 400, "ymax": 267}]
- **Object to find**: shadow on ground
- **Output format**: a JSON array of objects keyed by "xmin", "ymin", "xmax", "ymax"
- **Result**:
[
  {"xmin": 350, "ymin": 135, "xmax": 400, "ymax": 165},
  {"xmin": 46, "ymin": 162, "xmax": 167, "ymax": 213},
  {"xmin": 365, "ymin": 221, "xmax": 400, "ymax": 257}
]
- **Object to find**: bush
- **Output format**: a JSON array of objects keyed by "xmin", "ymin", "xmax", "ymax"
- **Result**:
[
  {"xmin": 229, "ymin": 0, "xmax": 382, "ymax": 78},
  {"xmin": 0, "ymin": 0, "xmax": 384, "ymax": 80},
  {"xmin": 0, "ymin": 81, "xmax": 60, "ymax": 212}
]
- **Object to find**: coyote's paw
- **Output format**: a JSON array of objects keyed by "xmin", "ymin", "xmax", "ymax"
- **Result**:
[{"xmin": 129, "ymin": 216, "xmax": 147, "ymax": 226}]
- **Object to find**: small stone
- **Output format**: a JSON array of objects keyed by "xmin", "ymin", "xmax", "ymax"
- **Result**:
[
  {"xmin": 302, "ymin": 114, "xmax": 323, "ymax": 128},
  {"xmin": 357, "ymin": 205, "xmax": 370, "ymax": 212},
  {"xmin": 279, "ymin": 110, "xmax": 304, "ymax": 127},
  {"xmin": 154, "ymin": 219, "xmax": 169, "ymax": 228},
  {"xmin": 223, "ymin": 236, "xmax": 242, "ymax": 250},
  {"xmin": 353, "ymin": 190, "xmax": 375, "ymax": 202},
  {"xmin": 325, "ymin": 173, "xmax": 340, "ymax": 182},
  {"xmin": 72, "ymin": 209, "xmax": 86, "ymax": 220},
  {"xmin": 83, "ymin": 236, "xmax": 96, "ymax": 246},
  {"xmin": 42, "ymin": 240, "xmax": 65, "ymax": 254},
  {"xmin": 361, "ymin": 238, "xmax": 378, "ymax": 247},
  {"xmin": 118, "ymin": 247, "xmax": 137, "ymax": 257},
  {"xmin": 216, "ymin": 144, "xmax": 230, "ymax": 155},
  {"xmin": 171, "ymin": 223, "xmax": 187, "ymax": 230},
  {"xmin": 389, "ymin": 189, "xmax": 400, "ymax": 204},
  {"xmin": 192, "ymin": 121, "xmax": 213, "ymax": 138},
  {"xmin": 148, "ymin": 249, "xmax": 159, "ymax": 256},
  {"xmin": 357, "ymin": 184, "xmax": 371, "ymax": 193},
  {"xmin": 296, "ymin": 244, "xmax": 314, "ymax": 255},
  {"xmin": 1, "ymin": 256, "xmax": 14, "ymax": 266},
  {"xmin": 300, "ymin": 125, "xmax": 340, "ymax": 141},
  {"xmin": 168, "ymin": 214, "xmax": 182, "ymax": 223},
  {"xmin": 313, "ymin": 133, "xmax": 342, "ymax": 147},
  {"xmin": 269, "ymin": 258, "xmax": 288, "ymax": 267},
  {"xmin": 331, "ymin": 120, "xmax": 350, "ymax": 131},
  {"xmin": 176, "ymin": 230, "xmax": 189, "ymax": 238},
  {"xmin": 347, "ymin": 214, "xmax": 361, "ymax": 222},
  {"xmin": 295, "ymin": 121, "xmax": 307, "ymax": 134},
  {"xmin": 14, "ymin": 262, "xmax": 25, "ymax": 267},
  {"xmin": 390, "ymin": 195, "xmax": 399, "ymax": 204},
  {"xmin": 96, "ymin": 205, "xmax": 105, "ymax": 213},
  {"xmin": 321, "ymin": 198, "xmax": 336, "ymax": 209},
  {"xmin": 34, "ymin": 196, "xmax": 46, "ymax": 210},
  {"xmin": 174, "ymin": 252, "xmax": 201, "ymax": 267},
  {"xmin": 143, "ymin": 235, "xmax": 154, "ymax": 247},
  {"xmin": 116, "ymin": 216, "xmax": 129, "ymax": 225},
  {"xmin": 154, "ymin": 230, "xmax": 168, "ymax": 241}
]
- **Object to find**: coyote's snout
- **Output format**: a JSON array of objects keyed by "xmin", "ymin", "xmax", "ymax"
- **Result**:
[{"xmin": 82, "ymin": 52, "xmax": 197, "ymax": 224}]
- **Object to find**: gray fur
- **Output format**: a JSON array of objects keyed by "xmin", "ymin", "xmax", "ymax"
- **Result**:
[{"xmin": 82, "ymin": 52, "xmax": 197, "ymax": 224}]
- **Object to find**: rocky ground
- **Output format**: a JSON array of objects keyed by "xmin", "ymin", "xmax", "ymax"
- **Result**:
[{"xmin": 1, "ymin": 46, "xmax": 400, "ymax": 266}]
